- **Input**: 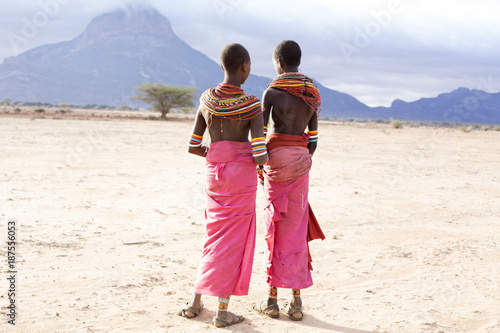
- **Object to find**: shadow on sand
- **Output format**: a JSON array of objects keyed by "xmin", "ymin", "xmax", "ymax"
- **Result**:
[
  {"xmin": 293, "ymin": 313, "xmax": 375, "ymax": 333},
  {"xmin": 176, "ymin": 308, "xmax": 374, "ymax": 332}
]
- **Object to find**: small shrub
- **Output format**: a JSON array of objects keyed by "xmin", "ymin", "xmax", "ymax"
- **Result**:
[
  {"xmin": 144, "ymin": 115, "xmax": 163, "ymax": 121},
  {"xmin": 34, "ymin": 108, "xmax": 45, "ymax": 113},
  {"xmin": 14, "ymin": 108, "xmax": 21, "ymax": 112},
  {"xmin": 390, "ymin": 118, "xmax": 403, "ymax": 129},
  {"xmin": 481, "ymin": 125, "xmax": 490, "ymax": 131},
  {"xmin": 494, "ymin": 126, "xmax": 500, "ymax": 132},
  {"xmin": 118, "ymin": 105, "xmax": 131, "ymax": 111}
]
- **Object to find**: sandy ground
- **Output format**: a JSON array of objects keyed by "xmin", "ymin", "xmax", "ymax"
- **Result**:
[{"xmin": 1, "ymin": 114, "xmax": 499, "ymax": 333}]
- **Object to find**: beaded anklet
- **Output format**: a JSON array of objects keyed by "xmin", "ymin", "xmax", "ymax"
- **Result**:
[
  {"xmin": 218, "ymin": 296, "xmax": 230, "ymax": 310},
  {"xmin": 269, "ymin": 286, "xmax": 278, "ymax": 299}
]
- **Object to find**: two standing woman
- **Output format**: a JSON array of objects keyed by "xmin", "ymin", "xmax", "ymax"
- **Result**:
[{"xmin": 179, "ymin": 40, "xmax": 323, "ymax": 328}]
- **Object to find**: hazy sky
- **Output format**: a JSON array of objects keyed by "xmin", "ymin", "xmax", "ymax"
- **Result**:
[{"xmin": 1, "ymin": 0, "xmax": 499, "ymax": 106}]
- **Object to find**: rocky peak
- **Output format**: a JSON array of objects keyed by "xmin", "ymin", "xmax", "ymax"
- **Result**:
[{"xmin": 76, "ymin": 5, "xmax": 176, "ymax": 48}]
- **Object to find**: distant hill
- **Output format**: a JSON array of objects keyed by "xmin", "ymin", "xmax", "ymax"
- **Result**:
[
  {"xmin": 0, "ymin": 5, "xmax": 365, "ymax": 116},
  {"xmin": 0, "ymin": 6, "xmax": 223, "ymax": 107},
  {"xmin": 0, "ymin": 5, "xmax": 499, "ymax": 124},
  {"xmin": 371, "ymin": 87, "xmax": 500, "ymax": 124}
]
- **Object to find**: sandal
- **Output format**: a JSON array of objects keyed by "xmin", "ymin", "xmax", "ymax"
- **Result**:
[
  {"xmin": 252, "ymin": 300, "xmax": 280, "ymax": 319},
  {"xmin": 283, "ymin": 302, "xmax": 303, "ymax": 321},
  {"xmin": 177, "ymin": 301, "xmax": 203, "ymax": 318},
  {"xmin": 213, "ymin": 311, "xmax": 244, "ymax": 328}
]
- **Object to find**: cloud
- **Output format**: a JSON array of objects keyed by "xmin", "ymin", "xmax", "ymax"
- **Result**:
[{"xmin": 0, "ymin": 0, "xmax": 499, "ymax": 106}]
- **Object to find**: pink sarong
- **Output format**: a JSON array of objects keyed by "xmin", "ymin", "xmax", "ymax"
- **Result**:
[
  {"xmin": 263, "ymin": 134, "xmax": 317, "ymax": 289},
  {"xmin": 194, "ymin": 141, "xmax": 257, "ymax": 297}
]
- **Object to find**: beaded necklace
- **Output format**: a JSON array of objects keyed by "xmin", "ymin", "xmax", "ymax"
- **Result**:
[
  {"xmin": 200, "ymin": 83, "xmax": 262, "ymax": 120},
  {"xmin": 267, "ymin": 73, "xmax": 321, "ymax": 114}
]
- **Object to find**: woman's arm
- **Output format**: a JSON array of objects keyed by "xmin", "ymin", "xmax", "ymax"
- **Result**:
[
  {"xmin": 250, "ymin": 110, "xmax": 268, "ymax": 165},
  {"xmin": 188, "ymin": 107, "xmax": 209, "ymax": 158},
  {"xmin": 307, "ymin": 111, "xmax": 318, "ymax": 156}
]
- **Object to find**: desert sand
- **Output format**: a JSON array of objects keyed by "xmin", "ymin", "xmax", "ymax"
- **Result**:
[{"xmin": 1, "ymin": 113, "xmax": 499, "ymax": 332}]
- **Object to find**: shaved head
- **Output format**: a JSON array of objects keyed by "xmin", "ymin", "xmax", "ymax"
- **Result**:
[
  {"xmin": 274, "ymin": 40, "xmax": 301, "ymax": 67},
  {"xmin": 220, "ymin": 43, "xmax": 250, "ymax": 75}
]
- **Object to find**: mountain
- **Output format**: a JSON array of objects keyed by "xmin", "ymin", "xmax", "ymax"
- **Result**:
[
  {"xmin": 0, "ymin": 5, "xmax": 364, "ymax": 114},
  {"xmin": 371, "ymin": 88, "xmax": 500, "ymax": 124},
  {"xmin": 0, "ymin": 5, "xmax": 222, "ymax": 106},
  {"xmin": 0, "ymin": 6, "xmax": 499, "ymax": 124}
]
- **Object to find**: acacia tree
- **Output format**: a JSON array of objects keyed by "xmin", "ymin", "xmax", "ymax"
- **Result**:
[{"xmin": 132, "ymin": 83, "xmax": 196, "ymax": 119}]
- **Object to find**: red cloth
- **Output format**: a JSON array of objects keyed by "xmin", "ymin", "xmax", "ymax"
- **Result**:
[
  {"xmin": 307, "ymin": 203, "xmax": 325, "ymax": 242},
  {"xmin": 264, "ymin": 172, "xmax": 312, "ymax": 288},
  {"xmin": 266, "ymin": 133, "xmax": 325, "ymax": 270},
  {"xmin": 265, "ymin": 133, "xmax": 311, "ymax": 182},
  {"xmin": 307, "ymin": 203, "xmax": 325, "ymax": 271},
  {"xmin": 263, "ymin": 133, "xmax": 325, "ymax": 288},
  {"xmin": 266, "ymin": 132, "xmax": 308, "ymax": 151},
  {"xmin": 194, "ymin": 141, "xmax": 257, "ymax": 297}
]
